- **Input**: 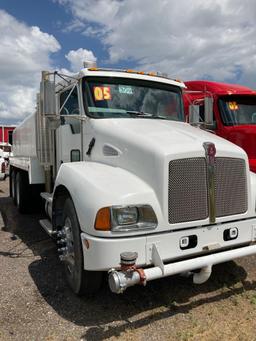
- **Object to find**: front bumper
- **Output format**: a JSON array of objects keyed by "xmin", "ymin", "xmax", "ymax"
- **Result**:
[{"xmin": 81, "ymin": 217, "xmax": 256, "ymax": 271}]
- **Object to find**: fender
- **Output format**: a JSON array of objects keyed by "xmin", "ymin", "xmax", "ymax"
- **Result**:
[{"xmin": 53, "ymin": 161, "xmax": 162, "ymax": 237}]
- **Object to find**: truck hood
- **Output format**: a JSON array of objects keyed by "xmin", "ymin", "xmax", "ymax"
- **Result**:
[
  {"xmin": 90, "ymin": 118, "xmax": 245, "ymax": 160},
  {"xmin": 88, "ymin": 119, "xmax": 246, "ymax": 205}
]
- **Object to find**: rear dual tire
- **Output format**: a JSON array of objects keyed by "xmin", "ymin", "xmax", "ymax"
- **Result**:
[
  {"xmin": 10, "ymin": 168, "xmax": 43, "ymax": 213},
  {"xmin": 10, "ymin": 167, "xmax": 17, "ymax": 205},
  {"xmin": 16, "ymin": 171, "xmax": 31, "ymax": 213}
]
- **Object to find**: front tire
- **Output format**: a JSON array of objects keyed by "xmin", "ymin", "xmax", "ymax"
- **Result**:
[{"xmin": 60, "ymin": 198, "xmax": 103, "ymax": 295}]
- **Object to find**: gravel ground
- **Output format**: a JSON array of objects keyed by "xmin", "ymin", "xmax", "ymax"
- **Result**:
[{"xmin": 1, "ymin": 177, "xmax": 256, "ymax": 341}]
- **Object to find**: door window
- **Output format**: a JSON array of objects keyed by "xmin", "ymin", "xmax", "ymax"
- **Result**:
[{"xmin": 59, "ymin": 87, "xmax": 80, "ymax": 133}]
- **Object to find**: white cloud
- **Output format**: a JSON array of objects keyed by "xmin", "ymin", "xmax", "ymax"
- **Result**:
[
  {"xmin": 57, "ymin": 0, "xmax": 256, "ymax": 88},
  {"xmin": 0, "ymin": 10, "xmax": 97, "ymax": 124},
  {"xmin": 57, "ymin": 0, "xmax": 119, "ymax": 26},
  {"xmin": 65, "ymin": 48, "xmax": 97, "ymax": 72},
  {"xmin": 0, "ymin": 10, "xmax": 60, "ymax": 123}
]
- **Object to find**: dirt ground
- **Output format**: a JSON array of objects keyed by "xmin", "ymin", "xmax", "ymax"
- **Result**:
[{"xmin": 1, "ymin": 178, "xmax": 256, "ymax": 341}]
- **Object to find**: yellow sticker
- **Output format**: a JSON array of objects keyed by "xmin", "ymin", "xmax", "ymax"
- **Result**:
[
  {"xmin": 228, "ymin": 101, "xmax": 239, "ymax": 110},
  {"xmin": 103, "ymin": 87, "xmax": 111, "ymax": 100},
  {"xmin": 93, "ymin": 86, "xmax": 111, "ymax": 101}
]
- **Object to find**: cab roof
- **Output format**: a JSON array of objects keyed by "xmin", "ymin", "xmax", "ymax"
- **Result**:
[
  {"xmin": 75, "ymin": 67, "xmax": 186, "ymax": 89},
  {"xmin": 184, "ymin": 80, "xmax": 256, "ymax": 95}
]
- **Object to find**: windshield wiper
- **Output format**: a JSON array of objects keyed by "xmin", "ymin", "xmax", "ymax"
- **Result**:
[
  {"xmin": 126, "ymin": 111, "xmax": 171, "ymax": 120},
  {"xmin": 149, "ymin": 116, "xmax": 170, "ymax": 120},
  {"xmin": 126, "ymin": 111, "xmax": 153, "ymax": 118}
]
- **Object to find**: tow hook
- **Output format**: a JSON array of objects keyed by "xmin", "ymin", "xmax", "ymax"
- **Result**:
[
  {"xmin": 193, "ymin": 265, "xmax": 212, "ymax": 284},
  {"xmin": 108, "ymin": 252, "xmax": 146, "ymax": 294}
]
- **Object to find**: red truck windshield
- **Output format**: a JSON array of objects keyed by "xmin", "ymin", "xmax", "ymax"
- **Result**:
[
  {"xmin": 219, "ymin": 96, "xmax": 256, "ymax": 126},
  {"xmin": 83, "ymin": 77, "xmax": 184, "ymax": 121}
]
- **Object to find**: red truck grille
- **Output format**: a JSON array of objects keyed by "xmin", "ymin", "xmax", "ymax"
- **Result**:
[{"xmin": 168, "ymin": 157, "xmax": 247, "ymax": 224}]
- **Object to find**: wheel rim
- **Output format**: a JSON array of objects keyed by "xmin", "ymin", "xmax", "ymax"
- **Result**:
[{"xmin": 60, "ymin": 217, "xmax": 75, "ymax": 274}]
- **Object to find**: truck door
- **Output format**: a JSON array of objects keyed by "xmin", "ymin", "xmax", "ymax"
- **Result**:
[{"xmin": 55, "ymin": 85, "xmax": 82, "ymax": 172}]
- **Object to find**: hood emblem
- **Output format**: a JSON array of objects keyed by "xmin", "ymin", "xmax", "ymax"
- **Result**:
[
  {"xmin": 203, "ymin": 142, "xmax": 216, "ymax": 224},
  {"xmin": 203, "ymin": 142, "xmax": 216, "ymax": 165}
]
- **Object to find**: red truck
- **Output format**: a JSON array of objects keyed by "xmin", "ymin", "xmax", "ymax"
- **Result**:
[{"xmin": 183, "ymin": 80, "xmax": 256, "ymax": 172}]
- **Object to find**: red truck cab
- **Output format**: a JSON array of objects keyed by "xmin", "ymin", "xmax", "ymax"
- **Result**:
[{"xmin": 184, "ymin": 80, "xmax": 256, "ymax": 172}]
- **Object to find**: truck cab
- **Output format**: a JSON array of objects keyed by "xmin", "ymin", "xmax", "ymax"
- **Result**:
[
  {"xmin": 184, "ymin": 80, "xmax": 256, "ymax": 172},
  {"xmin": 10, "ymin": 68, "xmax": 256, "ymax": 295}
]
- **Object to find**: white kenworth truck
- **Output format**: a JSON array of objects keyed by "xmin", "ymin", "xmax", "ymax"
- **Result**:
[{"xmin": 10, "ymin": 65, "xmax": 256, "ymax": 295}]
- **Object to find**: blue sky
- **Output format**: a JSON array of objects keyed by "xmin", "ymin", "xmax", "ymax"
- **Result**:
[
  {"xmin": 1, "ymin": 0, "xmax": 106, "ymax": 69},
  {"xmin": 0, "ymin": 0, "xmax": 256, "ymax": 124}
]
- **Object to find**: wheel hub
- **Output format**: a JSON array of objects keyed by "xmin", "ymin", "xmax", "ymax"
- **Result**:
[{"xmin": 57, "ymin": 217, "xmax": 75, "ymax": 273}]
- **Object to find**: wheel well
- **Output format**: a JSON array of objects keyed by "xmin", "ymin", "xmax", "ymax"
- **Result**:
[{"xmin": 52, "ymin": 185, "xmax": 71, "ymax": 229}]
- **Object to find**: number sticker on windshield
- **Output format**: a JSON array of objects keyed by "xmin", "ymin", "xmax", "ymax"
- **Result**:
[
  {"xmin": 118, "ymin": 85, "xmax": 133, "ymax": 95},
  {"xmin": 93, "ymin": 86, "xmax": 112, "ymax": 101}
]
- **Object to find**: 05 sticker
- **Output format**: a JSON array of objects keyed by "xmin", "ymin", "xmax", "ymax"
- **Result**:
[{"xmin": 93, "ymin": 86, "xmax": 112, "ymax": 101}]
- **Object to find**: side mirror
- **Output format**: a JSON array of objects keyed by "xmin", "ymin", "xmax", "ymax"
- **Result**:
[
  {"xmin": 204, "ymin": 97, "xmax": 216, "ymax": 130},
  {"xmin": 40, "ymin": 71, "xmax": 60, "ymax": 129},
  {"xmin": 40, "ymin": 71, "xmax": 56, "ymax": 116},
  {"xmin": 189, "ymin": 105, "xmax": 200, "ymax": 125},
  {"xmin": 204, "ymin": 97, "xmax": 214, "ymax": 126}
]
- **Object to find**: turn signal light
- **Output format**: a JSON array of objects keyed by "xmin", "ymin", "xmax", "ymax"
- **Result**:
[
  {"xmin": 148, "ymin": 72, "xmax": 157, "ymax": 76},
  {"xmin": 94, "ymin": 207, "xmax": 111, "ymax": 231}
]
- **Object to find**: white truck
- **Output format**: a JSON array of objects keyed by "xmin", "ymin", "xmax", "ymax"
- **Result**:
[{"xmin": 10, "ymin": 65, "xmax": 256, "ymax": 295}]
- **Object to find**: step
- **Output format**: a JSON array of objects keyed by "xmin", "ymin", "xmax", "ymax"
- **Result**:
[
  {"xmin": 39, "ymin": 219, "xmax": 55, "ymax": 237},
  {"xmin": 40, "ymin": 192, "xmax": 53, "ymax": 204}
]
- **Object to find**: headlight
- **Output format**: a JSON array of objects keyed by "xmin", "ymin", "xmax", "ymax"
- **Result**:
[
  {"xmin": 94, "ymin": 205, "xmax": 158, "ymax": 232},
  {"xmin": 113, "ymin": 206, "xmax": 138, "ymax": 225}
]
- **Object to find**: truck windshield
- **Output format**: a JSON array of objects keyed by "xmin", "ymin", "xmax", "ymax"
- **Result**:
[
  {"xmin": 219, "ymin": 96, "xmax": 256, "ymax": 126},
  {"xmin": 83, "ymin": 77, "xmax": 184, "ymax": 121}
]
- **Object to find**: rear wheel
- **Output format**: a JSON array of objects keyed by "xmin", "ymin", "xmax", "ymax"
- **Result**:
[
  {"xmin": 10, "ymin": 168, "xmax": 17, "ymax": 205},
  {"xmin": 14, "ymin": 169, "xmax": 44, "ymax": 213},
  {"xmin": 16, "ymin": 171, "xmax": 30, "ymax": 213},
  {"xmin": 59, "ymin": 198, "xmax": 103, "ymax": 295}
]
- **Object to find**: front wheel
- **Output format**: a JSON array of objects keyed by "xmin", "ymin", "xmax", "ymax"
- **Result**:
[{"xmin": 58, "ymin": 198, "xmax": 103, "ymax": 295}]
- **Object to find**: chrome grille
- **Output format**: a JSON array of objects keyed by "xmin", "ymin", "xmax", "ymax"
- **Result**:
[
  {"xmin": 168, "ymin": 157, "xmax": 247, "ymax": 224},
  {"xmin": 168, "ymin": 158, "xmax": 208, "ymax": 224},
  {"xmin": 215, "ymin": 158, "xmax": 247, "ymax": 217}
]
